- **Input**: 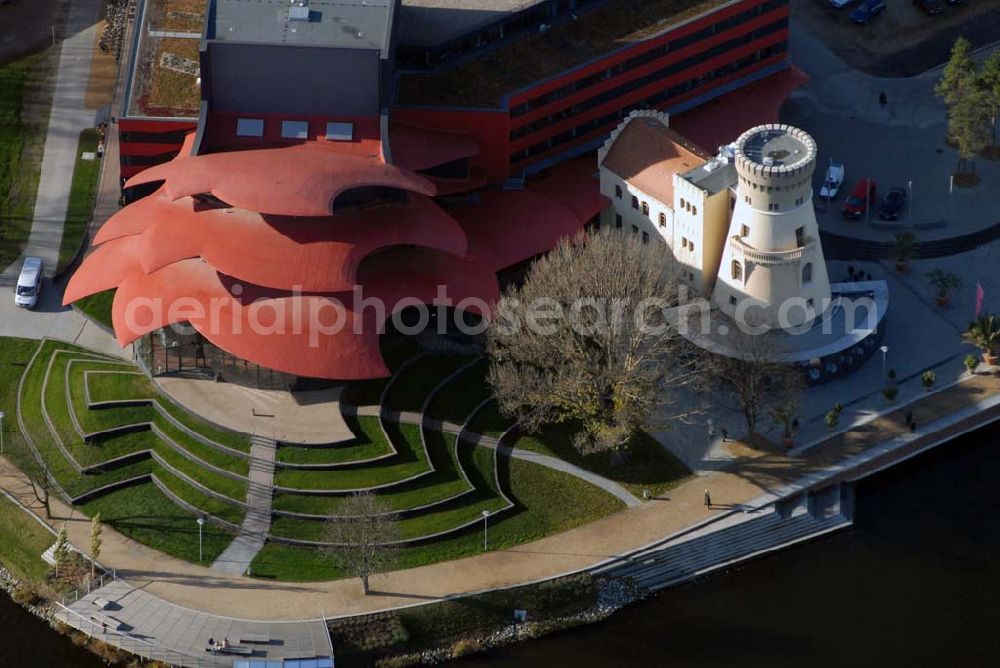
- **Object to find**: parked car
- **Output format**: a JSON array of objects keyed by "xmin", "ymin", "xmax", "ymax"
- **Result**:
[
  {"xmin": 829, "ymin": 0, "xmax": 857, "ymax": 7},
  {"xmin": 851, "ymin": 0, "xmax": 886, "ymax": 23},
  {"xmin": 841, "ymin": 179, "xmax": 877, "ymax": 219},
  {"xmin": 913, "ymin": 0, "xmax": 944, "ymax": 14},
  {"xmin": 879, "ymin": 187, "xmax": 908, "ymax": 220},
  {"xmin": 820, "ymin": 161, "xmax": 845, "ymax": 199},
  {"xmin": 14, "ymin": 256, "xmax": 43, "ymax": 309}
]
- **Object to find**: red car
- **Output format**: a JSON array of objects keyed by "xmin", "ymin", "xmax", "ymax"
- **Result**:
[{"xmin": 841, "ymin": 179, "xmax": 877, "ymax": 219}]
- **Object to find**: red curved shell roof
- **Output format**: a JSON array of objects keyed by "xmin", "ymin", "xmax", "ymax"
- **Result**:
[
  {"xmin": 125, "ymin": 142, "xmax": 436, "ymax": 216},
  {"xmin": 68, "ymin": 127, "xmax": 602, "ymax": 380},
  {"xmin": 389, "ymin": 122, "xmax": 480, "ymax": 172},
  {"xmin": 93, "ymin": 192, "xmax": 467, "ymax": 292}
]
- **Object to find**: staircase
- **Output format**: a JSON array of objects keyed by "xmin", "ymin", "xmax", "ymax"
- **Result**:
[
  {"xmin": 211, "ymin": 434, "xmax": 275, "ymax": 575},
  {"xmin": 595, "ymin": 485, "xmax": 853, "ymax": 592}
]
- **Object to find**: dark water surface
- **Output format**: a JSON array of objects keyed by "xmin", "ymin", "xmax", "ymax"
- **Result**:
[
  {"xmin": 455, "ymin": 422, "xmax": 1000, "ymax": 668},
  {"xmin": 2, "ymin": 423, "xmax": 998, "ymax": 667}
]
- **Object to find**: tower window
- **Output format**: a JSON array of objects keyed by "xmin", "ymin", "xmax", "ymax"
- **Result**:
[
  {"xmin": 691, "ymin": 205, "xmax": 697, "ymax": 215},
  {"xmin": 802, "ymin": 262, "xmax": 813, "ymax": 284},
  {"xmin": 642, "ymin": 231, "xmax": 649, "ymax": 244},
  {"xmin": 615, "ymin": 184, "xmax": 622, "ymax": 199},
  {"xmin": 741, "ymin": 224, "xmax": 749, "ymax": 237},
  {"xmin": 615, "ymin": 214, "xmax": 623, "ymax": 229},
  {"xmin": 659, "ymin": 212, "xmax": 666, "ymax": 228},
  {"xmin": 731, "ymin": 260, "xmax": 743, "ymax": 281}
]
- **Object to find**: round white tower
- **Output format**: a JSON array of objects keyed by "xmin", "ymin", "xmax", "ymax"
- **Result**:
[{"xmin": 712, "ymin": 124, "xmax": 831, "ymax": 329}]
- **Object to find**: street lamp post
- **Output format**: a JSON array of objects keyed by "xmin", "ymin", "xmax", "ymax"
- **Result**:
[
  {"xmin": 196, "ymin": 516, "xmax": 205, "ymax": 562},
  {"xmin": 880, "ymin": 345, "xmax": 889, "ymax": 385},
  {"xmin": 949, "ymin": 174, "xmax": 954, "ymax": 224},
  {"xmin": 482, "ymin": 510, "xmax": 490, "ymax": 551},
  {"xmin": 908, "ymin": 180, "xmax": 913, "ymax": 223},
  {"xmin": 866, "ymin": 178, "xmax": 872, "ymax": 224},
  {"xmin": 0, "ymin": 411, "xmax": 5, "ymax": 455}
]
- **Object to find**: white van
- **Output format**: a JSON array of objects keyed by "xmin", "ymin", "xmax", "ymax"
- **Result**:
[{"xmin": 14, "ymin": 256, "xmax": 43, "ymax": 309}]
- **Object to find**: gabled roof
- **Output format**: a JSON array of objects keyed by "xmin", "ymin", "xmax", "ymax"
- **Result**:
[{"xmin": 601, "ymin": 115, "xmax": 710, "ymax": 207}]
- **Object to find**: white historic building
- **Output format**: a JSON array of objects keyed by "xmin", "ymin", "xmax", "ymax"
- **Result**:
[
  {"xmin": 712, "ymin": 124, "xmax": 831, "ymax": 328},
  {"xmin": 598, "ymin": 110, "xmax": 733, "ymax": 298}
]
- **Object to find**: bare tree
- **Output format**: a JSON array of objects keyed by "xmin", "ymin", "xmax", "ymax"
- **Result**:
[
  {"xmin": 323, "ymin": 491, "xmax": 400, "ymax": 595},
  {"xmin": 702, "ymin": 325, "xmax": 803, "ymax": 440},
  {"xmin": 19, "ymin": 446, "xmax": 52, "ymax": 519},
  {"xmin": 487, "ymin": 228, "xmax": 703, "ymax": 455}
]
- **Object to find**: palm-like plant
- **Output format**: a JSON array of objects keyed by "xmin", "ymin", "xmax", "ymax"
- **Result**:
[
  {"xmin": 962, "ymin": 314, "xmax": 1000, "ymax": 363},
  {"xmin": 895, "ymin": 230, "xmax": 917, "ymax": 270},
  {"xmin": 925, "ymin": 268, "xmax": 963, "ymax": 305}
]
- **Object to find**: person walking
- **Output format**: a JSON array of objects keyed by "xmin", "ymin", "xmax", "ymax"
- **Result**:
[
  {"xmin": 704, "ymin": 489, "xmax": 712, "ymax": 508},
  {"xmin": 879, "ymin": 91, "xmax": 887, "ymax": 108},
  {"xmin": 721, "ymin": 428, "xmax": 729, "ymax": 442}
]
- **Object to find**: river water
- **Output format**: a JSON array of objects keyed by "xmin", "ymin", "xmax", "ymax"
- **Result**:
[{"xmin": 2, "ymin": 423, "xmax": 998, "ymax": 667}]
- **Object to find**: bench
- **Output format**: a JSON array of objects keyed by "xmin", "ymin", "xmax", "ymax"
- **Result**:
[
  {"xmin": 93, "ymin": 597, "xmax": 111, "ymax": 610},
  {"xmin": 239, "ymin": 633, "xmax": 271, "ymax": 644},
  {"xmin": 205, "ymin": 645, "xmax": 254, "ymax": 656}
]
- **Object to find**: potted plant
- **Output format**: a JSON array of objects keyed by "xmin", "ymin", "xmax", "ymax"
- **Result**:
[
  {"xmin": 894, "ymin": 230, "xmax": 917, "ymax": 273},
  {"xmin": 825, "ymin": 405, "xmax": 842, "ymax": 430},
  {"xmin": 882, "ymin": 385, "xmax": 898, "ymax": 402},
  {"xmin": 964, "ymin": 353, "xmax": 980, "ymax": 375},
  {"xmin": 925, "ymin": 269, "xmax": 962, "ymax": 307},
  {"xmin": 961, "ymin": 314, "xmax": 1000, "ymax": 365},
  {"xmin": 770, "ymin": 404, "xmax": 799, "ymax": 447},
  {"xmin": 921, "ymin": 370, "xmax": 936, "ymax": 390}
]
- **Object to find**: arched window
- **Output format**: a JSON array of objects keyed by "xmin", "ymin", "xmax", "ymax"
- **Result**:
[
  {"xmin": 732, "ymin": 260, "xmax": 743, "ymax": 281},
  {"xmin": 802, "ymin": 262, "xmax": 813, "ymax": 284},
  {"xmin": 692, "ymin": 205, "xmax": 698, "ymax": 216},
  {"xmin": 615, "ymin": 184, "xmax": 622, "ymax": 199},
  {"xmin": 631, "ymin": 195, "xmax": 639, "ymax": 210},
  {"xmin": 658, "ymin": 212, "xmax": 666, "ymax": 227},
  {"xmin": 641, "ymin": 201, "xmax": 649, "ymax": 216}
]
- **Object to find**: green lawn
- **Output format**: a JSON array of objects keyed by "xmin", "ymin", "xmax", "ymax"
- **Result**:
[
  {"xmin": 0, "ymin": 496, "xmax": 54, "ymax": 584},
  {"xmin": 464, "ymin": 401, "xmax": 514, "ymax": 439},
  {"xmin": 514, "ymin": 424, "xmax": 690, "ymax": 497},
  {"xmin": 424, "ymin": 358, "xmax": 493, "ymax": 424},
  {"xmin": 251, "ymin": 454, "xmax": 625, "ymax": 581},
  {"xmin": 0, "ymin": 50, "xmax": 54, "ymax": 269},
  {"xmin": 74, "ymin": 289, "xmax": 115, "ymax": 330},
  {"xmin": 276, "ymin": 416, "xmax": 393, "ymax": 466},
  {"xmin": 340, "ymin": 335, "xmax": 422, "ymax": 407},
  {"xmin": 381, "ymin": 354, "xmax": 477, "ymax": 413},
  {"xmin": 269, "ymin": 437, "xmax": 505, "ymax": 542},
  {"xmin": 274, "ymin": 420, "xmax": 429, "ymax": 491},
  {"xmin": 57, "ymin": 128, "xmax": 101, "ymax": 272},
  {"xmin": 273, "ymin": 428, "xmax": 471, "ymax": 515},
  {"xmin": 82, "ymin": 481, "xmax": 236, "ymax": 564}
]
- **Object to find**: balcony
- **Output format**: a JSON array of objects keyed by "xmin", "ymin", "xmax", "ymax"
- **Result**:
[{"xmin": 729, "ymin": 235, "xmax": 813, "ymax": 265}]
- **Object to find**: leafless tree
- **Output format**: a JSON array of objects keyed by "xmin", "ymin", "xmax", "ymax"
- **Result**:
[
  {"xmin": 323, "ymin": 490, "xmax": 400, "ymax": 595},
  {"xmin": 19, "ymin": 446, "xmax": 52, "ymax": 519},
  {"xmin": 487, "ymin": 228, "xmax": 703, "ymax": 455},
  {"xmin": 701, "ymin": 324, "xmax": 803, "ymax": 440}
]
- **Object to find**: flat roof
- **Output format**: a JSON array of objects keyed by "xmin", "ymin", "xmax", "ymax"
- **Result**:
[
  {"xmin": 681, "ymin": 159, "xmax": 737, "ymax": 196},
  {"xmin": 398, "ymin": 0, "xmax": 545, "ymax": 47},
  {"xmin": 397, "ymin": 0, "xmax": 732, "ymax": 108},
  {"xmin": 209, "ymin": 0, "xmax": 394, "ymax": 53}
]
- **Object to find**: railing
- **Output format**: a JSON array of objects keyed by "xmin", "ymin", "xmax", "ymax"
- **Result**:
[
  {"xmin": 729, "ymin": 235, "xmax": 814, "ymax": 265},
  {"xmin": 59, "ymin": 569, "xmax": 117, "ymax": 607},
  {"xmin": 56, "ymin": 602, "xmax": 226, "ymax": 667}
]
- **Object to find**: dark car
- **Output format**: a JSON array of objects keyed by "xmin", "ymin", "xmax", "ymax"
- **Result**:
[
  {"xmin": 913, "ymin": 0, "xmax": 944, "ymax": 14},
  {"xmin": 879, "ymin": 187, "xmax": 907, "ymax": 220},
  {"xmin": 842, "ymin": 179, "xmax": 877, "ymax": 219},
  {"xmin": 851, "ymin": 0, "xmax": 886, "ymax": 23}
]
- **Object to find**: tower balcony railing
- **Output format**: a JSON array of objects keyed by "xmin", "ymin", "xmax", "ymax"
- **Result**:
[{"xmin": 729, "ymin": 235, "xmax": 814, "ymax": 265}]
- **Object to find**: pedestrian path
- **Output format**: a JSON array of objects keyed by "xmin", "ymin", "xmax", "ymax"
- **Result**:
[
  {"xmin": 57, "ymin": 578, "xmax": 333, "ymax": 666},
  {"xmin": 212, "ymin": 434, "xmax": 275, "ymax": 575},
  {"xmin": 2, "ymin": 0, "xmax": 101, "ymax": 280}
]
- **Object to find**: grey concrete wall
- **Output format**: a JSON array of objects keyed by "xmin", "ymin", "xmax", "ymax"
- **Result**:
[{"xmin": 205, "ymin": 42, "xmax": 381, "ymax": 116}]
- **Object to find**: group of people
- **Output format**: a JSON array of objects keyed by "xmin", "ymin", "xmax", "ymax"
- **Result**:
[
  {"xmin": 208, "ymin": 637, "xmax": 230, "ymax": 653},
  {"xmin": 846, "ymin": 266, "xmax": 873, "ymax": 282}
]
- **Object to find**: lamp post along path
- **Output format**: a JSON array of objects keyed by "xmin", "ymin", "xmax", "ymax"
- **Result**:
[
  {"xmin": 196, "ymin": 516, "xmax": 205, "ymax": 562},
  {"xmin": 482, "ymin": 510, "xmax": 489, "ymax": 551},
  {"xmin": 0, "ymin": 411, "xmax": 5, "ymax": 455}
]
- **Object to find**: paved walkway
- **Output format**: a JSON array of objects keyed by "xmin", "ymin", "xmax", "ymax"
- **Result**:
[
  {"xmin": 156, "ymin": 377, "xmax": 352, "ymax": 445},
  {"xmin": 2, "ymin": 0, "xmax": 101, "ymax": 281},
  {"xmin": 212, "ymin": 435, "xmax": 275, "ymax": 575},
  {"xmin": 58, "ymin": 579, "xmax": 332, "ymax": 665},
  {"xmin": 785, "ymin": 19, "xmax": 1000, "ymax": 243}
]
